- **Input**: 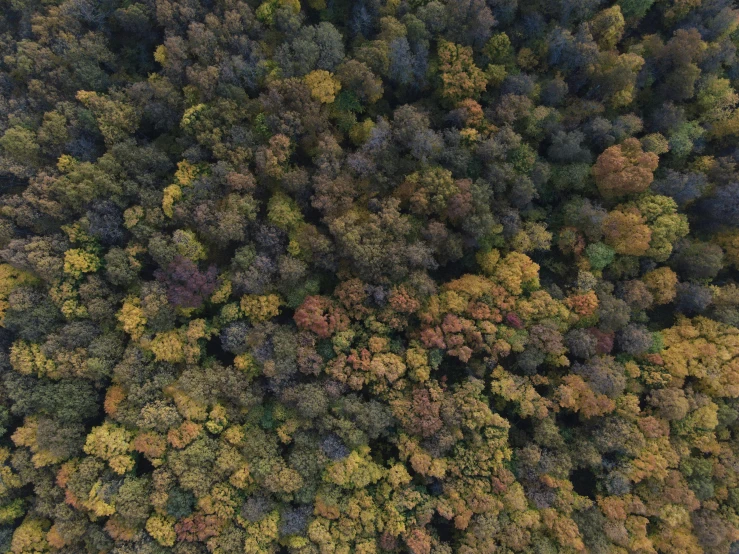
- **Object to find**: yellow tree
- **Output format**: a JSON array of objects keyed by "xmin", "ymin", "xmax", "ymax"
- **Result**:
[{"xmin": 438, "ymin": 41, "xmax": 487, "ymax": 102}]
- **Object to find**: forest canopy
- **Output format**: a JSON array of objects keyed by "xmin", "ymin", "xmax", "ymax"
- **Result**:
[{"xmin": 1, "ymin": 0, "xmax": 739, "ymax": 553}]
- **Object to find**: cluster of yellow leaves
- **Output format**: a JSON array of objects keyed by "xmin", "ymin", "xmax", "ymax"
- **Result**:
[
  {"xmin": 256, "ymin": 0, "xmax": 300, "ymax": 25},
  {"xmin": 76, "ymin": 90, "xmax": 140, "ymax": 145},
  {"xmin": 10, "ymin": 518, "xmax": 49, "ymax": 554},
  {"xmin": 83, "ymin": 422, "xmax": 134, "ymax": 475},
  {"xmin": 205, "ymin": 404, "xmax": 229, "ymax": 435},
  {"xmin": 149, "ymin": 330, "xmax": 186, "ymax": 363},
  {"xmin": 0, "ymin": 448, "xmax": 22, "ymax": 499},
  {"xmin": 49, "ymin": 280, "xmax": 88, "ymax": 319},
  {"xmin": 308, "ymin": 490, "xmax": 383, "ymax": 553},
  {"xmin": 324, "ymin": 446, "xmax": 385, "ymax": 489},
  {"xmin": 405, "ymin": 346, "xmax": 430, "ymax": 382},
  {"xmin": 642, "ymin": 267, "xmax": 678, "ymax": 305},
  {"xmin": 626, "ymin": 437, "xmax": 679, "ymax": 483},
  {"xmin": 492, "ymin": 252, "xmax": 540, "ymax": 295},
  {"xmin": 241, "ymin": 511, "xmax": 279, "ymax": 554},
  {"xmin": 304, "ymin": 70, "xmax": 342, "ymax": 103},
  {"xmin": 437, "ymin": 41, "xmax": 487, "ymax": 102},
  {"xmin": 661, "ymin": 316, "xmax": 739, "ymax": 397},
  {"xmin": 602, "ymin": 208, "xmax": 652, "ymax": 256},
  {"xmin": 146, "ymin": 514, "xmax": 176, "ymax": 547},
  {"xmin": 162, "ymin": 160, "xmax": 206, "ymax": 217},
  {"xmin": 397, "ymin": 435, "xmax": 448, "ymax": 479},
  {"xmin": 490, "ymin": 365, "xmax": 551, "ymax": 418},
  {"xmin": 9, "ymin": 341, "xmax": 55, "ymax": 379},
  {"xmin": 162, "ymin": 184, "xmax": 182, "ymax": 218},
  {"xmin": 62, "ymin": 248, "xmax": 100, "ymax": 278},
  {"xmin": 241, "ymin": 294, "xmax": 281, "ymax": 322},
  {"xmin": 173, "ymin": 160, "xmax": 202, "ymax": 186},
  {"xmin": 117, "ymin": 297, "xmax": 146, "ymax": 341},
  {"xmin": 172, "ymin": 229, "xmax": 207, "ymax": 261},
  {"xmin": 267, "ymin": 192, "xmax": 304, "ymax": 231}
]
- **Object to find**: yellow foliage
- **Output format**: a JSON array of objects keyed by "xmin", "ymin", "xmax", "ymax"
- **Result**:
[
  {"xmin": 83, "ymin": 422, "xmax": 134, "ymax": 475},
  {"xmin": 75, "ymin": 90, "xmax": 140, "ymax": 145},
  {"xmin": 267, "ymin": 192, "xmax": 304, "ymax": 230},
  {"xmin": 241, "ymin": 294, "xmax": 281, "ymax": 322},
  {"xmin": 626, "ymin": 437, "xmax": 678, "ymax": 483},
  {"xmin": 153, "ymin": 44, "xmax": 167, "ymax": 65},
  {"xmin": 173, "ymin": 160, "xmax": 202, "ymax": 186},
  {"xmin": 555, "ymin": 374, "xmax": 615, "ymax": 418},
  {"xmin": 210, "ymin": 279, "xmax": 232, "ymax": 304},
  {"xmin": 230, "ymin": 464, "xmax": 253, "ymax": 489},
  {"xmin": 304, "ymin": 70, "xmax": 342, "ymax": 103},
  {"xmin": 0, "ymin": 499, "xmax": 24, "ymax": 525},
  {"xmin": 146, "ymin": 514, "xmax": 176, "ymax": 547},
  {"xmin": 602, "ymin": 209, "xmax": 652, "ymax": 256},
  {"xmin": 405, "ymin": 346, "xmax": 430, "ymax": 382},
  {"xmin": 349, "ymin": 119, "xmax": 375, "ymax": 145},
  {"xmin": 205, "ymin": 404, "xmax": 229, "ymax": 435},
  {"xmin": 476, "ymin": 248, "xmax": 501, "ymax": 276},
  {"xmin": 123, "ymin": 205, "xmax": 144, "ymax": 228},
  {"xmin": 0, "ymin": 449, "xmax": 21, "ymax": 499},
  {"xmin": 48, "ymin": 279, "xmax": 88, "ymax": 320},
  {"xmin": 162, "ymin": 184, "xmax": 181, "ymax": 218},
  {"xmin": 708, "ymin": 108, "xmax": 739, "ymax": 139},
  {"xmin": 642, "ymin": 267, "xmax": 678, "ymax": 305},
  {"xmin": 438, "ymin": 40, "xmax": 487, "ymax": 101},
  {"xmin": 83, "ymin": 480, "xmax": 116, "ymax": 517},
  {"xmin": 180, "ymin": 103, "xmax": 207, "ymax": 132},
  {"xmin": 62, "ymin": 249, "xmax": 100, "ymax": 278},
  {"xmin": 256, "ymin": 0, "xmax": 300, "ymax": 24},
  {"xmin": 11, "ymin": 518, "xmax": 49, "ymax": 554},
  {"xmin": 150, "ymin": 330, "xmax": 186, "ymax": 363},
  {"xmin": 387, "ymin": 463, "xmax": 412, "ymax": 488},
  {"xmin": 490, "ymin": 365, "xmax": 550, "ymax": 418},
  {"xmin": 172, "ymin": 229, "xmax": 207, "ymax": 261},
  {"xmin": 117, "ymin": 297, "xmax": 146, "ymax": 341},
  {"xmin": 242, "ymin": 510, "xmax": 279, "ymax": 553},
  {"xmin": 661, "ymin": 316, "xmax": 739, "ymax": 397},
  {"xmin": 493, "ymin": 252, "xmax": 540, "ymax": 295},
  {"xmin": 9, "ymin": 341, "xmax": 55, "ymax": 378},
  {"xmin": 324, "ymin": 446, "xmax": 385, "ymax": 489},
  {"xmin": 369, "ymin": 352, "xmax": 406, "ymax": 388}
]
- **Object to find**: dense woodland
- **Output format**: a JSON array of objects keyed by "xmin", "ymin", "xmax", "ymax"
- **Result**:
[{"xmin": 1, "ymin": 0, "xmax": 739, "ymax": 552}]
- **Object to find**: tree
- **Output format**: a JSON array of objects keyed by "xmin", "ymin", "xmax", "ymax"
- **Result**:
[
  {"xmin": 602, "ymin": 208, "xmax": 652, "ymax": 256},
  {"xmin": 336, "ymin": 60, "xmax": 384, "ymax": 104},
  {"xmin": 589, "ymin": 6, "xmax": 625, "ymax": 50},
  {"xmin": 304, "ymin": 70, "xmax": 342, "ymax": 103},
  {"xmin": 592, "ymin": 138, "xmax": 659, "ymax": 199},
  {"xmin": 437, "ymin": 40, "xmax": 487, "ymax": 102},
  {"xmin": 83, "ymin": 422, "xmax": 134, "ymax": 475},
  {"xmin": 76, "ymin": 91, "xmax": 141, "ymax": 145},
  {"xmin": 155, "ymin": 256, "xmax": 218, "ymax": 309}
]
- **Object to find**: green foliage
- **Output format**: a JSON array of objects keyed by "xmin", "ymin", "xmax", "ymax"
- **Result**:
[{"xmin": 585, "ymin": 242, "xmax": 616, "ymax": 270}]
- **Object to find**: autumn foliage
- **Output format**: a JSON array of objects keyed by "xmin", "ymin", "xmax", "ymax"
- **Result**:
[{"xmin": 0, "ymin": 0, "xmax": 738, "ymax": 552}]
